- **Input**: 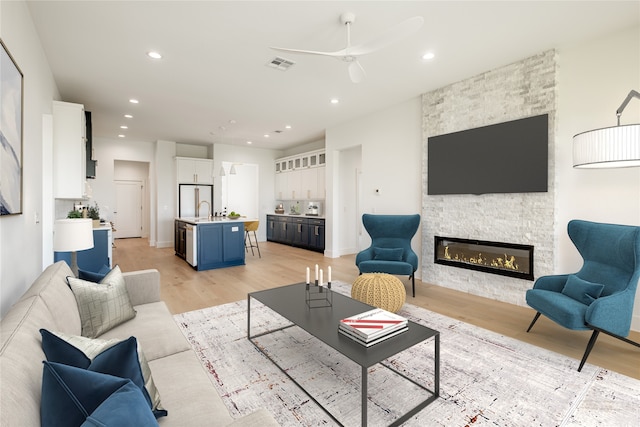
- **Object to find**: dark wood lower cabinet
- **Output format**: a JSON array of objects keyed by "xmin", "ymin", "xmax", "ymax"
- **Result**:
[{"xmin": 266, "ymin": 215, "xmax": 324, "ymax": 252}]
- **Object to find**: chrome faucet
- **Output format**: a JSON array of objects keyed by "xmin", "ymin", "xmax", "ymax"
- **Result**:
[{"xmin": 197, "ymin": 200, "xmax": 212, "ymax": 220}]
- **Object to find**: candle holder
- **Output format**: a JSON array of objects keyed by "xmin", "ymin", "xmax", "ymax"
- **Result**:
[{"xmin": 306, "ymin": 283, "xmax": 332, "ymax": 308}]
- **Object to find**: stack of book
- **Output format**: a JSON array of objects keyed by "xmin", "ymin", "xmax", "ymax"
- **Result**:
[{"xmin": 339, "ymin": 308, "xmax": 408, "ymax": 347}]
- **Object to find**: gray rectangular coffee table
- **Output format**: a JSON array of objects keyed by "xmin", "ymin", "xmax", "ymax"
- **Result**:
[{"xmin": 247, "ymin": 283, "xmax": 439, "ymax": 426}]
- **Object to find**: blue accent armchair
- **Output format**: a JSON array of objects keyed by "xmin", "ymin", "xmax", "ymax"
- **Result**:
[
  {"xmin": 526, "ymin": 219, "xmax": 640, "ymax": 371},
  {"xmin": 355, "ymin": 214, "xmax": 420, "ymax": 297}
]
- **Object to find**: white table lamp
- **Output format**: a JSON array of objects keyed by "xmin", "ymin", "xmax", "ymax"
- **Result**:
[{"xmin": 53, "ymin": 218, "xmax": 94, "ymax": 277}]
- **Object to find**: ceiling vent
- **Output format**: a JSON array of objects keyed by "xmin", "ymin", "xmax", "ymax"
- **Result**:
[{"xmin": 267, "ymin": 57, "xmax": 295, "ymax": 71}]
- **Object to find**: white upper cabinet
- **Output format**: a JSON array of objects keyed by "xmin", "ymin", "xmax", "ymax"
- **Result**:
[
  {"xmin": 177, "ymin": 157, "xmax": 213, "ymax": 184},
  {"xmin": 53, "ymin": 101, "xmax": 87, "ymax": 199},
  {"xmin": 274, "ymin": 149, "xmax": 325, "ymax": 200}
]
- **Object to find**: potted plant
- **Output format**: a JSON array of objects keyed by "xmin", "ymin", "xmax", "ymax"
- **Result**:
[
  {"xmin": 86, "ymin": 203, "xmax": 101, "ymax": 227},
  {"xmin": 67, "ymin": 209, "xmax": 83, "ymax": 219}
]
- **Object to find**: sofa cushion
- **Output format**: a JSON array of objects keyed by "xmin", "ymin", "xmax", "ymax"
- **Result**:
[
  {"xmin": 99, "ymin": 302, "xmax": 191, "ymax": 361},
  {"xmin": 40, "ymin": 329, "xmax": 166, "ymax": 417},
  {"xmin": 67, "ymin": 265, "xmax": 137, "ymax": 338},
  {"xmin": 150, "ymin": 350, "xmax": 234, "ymax": 426},
  {"xmin": 561, "ymin": 275, "xmax": 605, "ymax": 305},
  {"xmin": 18, "ymin": 261, "xmax": 81, "ymax": 335},
  {"xmin": 0, "ymin": 297, "xmax": 53, "ymax": 427},
  {"xmin": 373, "ymin": 247, "xmax": 404, "ymax": 261},
  {"xmin": 41, "ymin": 361, "xmax": 157, "ymax": 427}
]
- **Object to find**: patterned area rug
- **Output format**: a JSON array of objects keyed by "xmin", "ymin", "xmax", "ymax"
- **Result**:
[{"xmin": 174, "ymin": 282, "xmax": 639, "ymax": 426}]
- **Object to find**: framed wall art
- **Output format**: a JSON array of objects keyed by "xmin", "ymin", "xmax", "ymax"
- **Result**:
[{"xmin": 0, "ymin": 39, "xmax": 24, "ymax": 216}]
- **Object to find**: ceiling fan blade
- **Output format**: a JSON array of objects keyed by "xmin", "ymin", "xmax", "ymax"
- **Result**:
[
  {"xmin": 347, "ymin": 16, "xmax": 424, "ymax": 56},
  {"xmin": 348, "ymin": 61, "xmax": 366, "ymax": 83},
  {"xmin": 270, "ymin": 46, "xmax": 344, "ymax": 58}
]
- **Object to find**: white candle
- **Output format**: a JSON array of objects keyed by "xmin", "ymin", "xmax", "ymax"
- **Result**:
[
  {"xmin": 319, "ymin": 269, "xmax": 323, "ymax": 286},
  {"xmin": 328, "ymin": 266, "xmax": 332, "ymax": 283},
  {"xmin": 306, "ymin": 267, "xmax": 310, "ymax": 284},
  {"xmin": 315, "ymin": 264, "xmax": 319, "ymax": 281}
]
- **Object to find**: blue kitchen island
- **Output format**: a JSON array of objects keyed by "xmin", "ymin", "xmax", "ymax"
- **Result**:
[{"xmin": 175, "ymin": 217, "xmax": 251, "ymax": 271}]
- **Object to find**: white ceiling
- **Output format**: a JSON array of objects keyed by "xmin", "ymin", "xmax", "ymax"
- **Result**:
[{"xmin": 26, "ymin": 1, "xmax": 639, "ymax": 151}]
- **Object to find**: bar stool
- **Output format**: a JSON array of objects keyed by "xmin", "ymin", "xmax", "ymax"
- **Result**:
[{"xmin": 244, "ymin": 221, "xmax": 261, "ymax": 258}]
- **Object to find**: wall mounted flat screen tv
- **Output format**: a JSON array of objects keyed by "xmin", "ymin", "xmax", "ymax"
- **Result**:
[{"xmin": 427, "ymin": 114, "xmax": 548, "ymax": 195}]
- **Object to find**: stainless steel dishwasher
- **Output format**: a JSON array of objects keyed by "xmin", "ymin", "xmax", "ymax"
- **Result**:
[{"xmin": 186, "ymin": 224, "xmax": 197, "ymax": 267}]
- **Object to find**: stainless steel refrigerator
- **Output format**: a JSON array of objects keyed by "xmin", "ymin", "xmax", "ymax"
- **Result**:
[{"xmin": 178, "ymin": 184, "xmax": 213, "ymax": 218}]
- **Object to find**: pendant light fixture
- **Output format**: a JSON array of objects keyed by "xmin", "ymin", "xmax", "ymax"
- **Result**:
[
  {"xmin": 218, "ymin": 125, "xmax": 228, "ymax": 177},
  {"xmin": 573, "ymin": 90, "xmax": 640, "ymax": 168}
]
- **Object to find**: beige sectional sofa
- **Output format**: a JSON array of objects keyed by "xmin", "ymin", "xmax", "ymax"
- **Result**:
[{"xmin": 0, "ymin": 261, "xmax": 279, "ymax": 426}]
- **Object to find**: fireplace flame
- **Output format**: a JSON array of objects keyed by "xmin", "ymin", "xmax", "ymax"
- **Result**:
[{"xmin": 444, "ymin": 246, "xmax": 519, "ymax": 271}]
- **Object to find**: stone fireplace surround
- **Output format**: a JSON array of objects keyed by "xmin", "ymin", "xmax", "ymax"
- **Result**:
[{"xmin": 421, "ymin": 50, "xmax": 556, "ymax": 307}]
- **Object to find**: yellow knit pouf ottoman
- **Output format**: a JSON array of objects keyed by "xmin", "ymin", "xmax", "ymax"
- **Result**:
[{"xmin": 351, "ymin": 273, "xmax": 406, "ymax": 313}]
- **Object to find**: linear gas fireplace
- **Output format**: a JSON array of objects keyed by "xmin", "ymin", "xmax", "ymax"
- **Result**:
[{"xmin": 434, "ymin": 236, "xmax": 534, "ymax": 280}]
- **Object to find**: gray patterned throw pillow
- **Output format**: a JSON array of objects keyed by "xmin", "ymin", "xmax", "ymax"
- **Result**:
[{"xmin": 67, "ymin": 265, "xmax": 136, "ymax": 338}]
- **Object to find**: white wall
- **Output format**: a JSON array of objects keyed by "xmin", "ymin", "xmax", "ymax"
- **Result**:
[
  {"xmin": 155, "ymin": 140, "xmax": 176, "ymax": 248},
  {"xmin": 214, "ymin": 143, "xmax": 280, "ymax": 241},
  {"xmin": 325, "ymin": 97, "xmax": 423, "ymax": 276},
  {"xmin": 0, "ymin": 0, "xmax": 60, "ymax": 318},
  {"xmin": 556, "ymin": 25, "xmax": 640, "ymax": 329}
]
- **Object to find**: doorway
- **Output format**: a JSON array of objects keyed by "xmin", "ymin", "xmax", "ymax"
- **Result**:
[
  {"xmin": 114, "ymin": 181, "xmax": 143, "ymax": 238},
  {"xmin": 338, "ymin": 145, "xmax": 362, "ymax": 255}
]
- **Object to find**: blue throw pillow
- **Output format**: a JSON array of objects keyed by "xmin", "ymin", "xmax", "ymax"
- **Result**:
[
  {"xmin": 373, "ymin": 247, "xmax": 404, "ymax": 261},
  {"xmin": 41, "ymin": 361, "xmax": 157, "ymax": 427},
  {"xmin": 40, "ymin": 330, "xmax": 167, "ymax": 418},
  {"xmin": 78, "ymin": 265, "xmax": 112, "ymax": 282},
  {"xmin": 561, "ymin": 275, "xmax": 605, "ymax": 305},
  {"xmin": 39, "ymin": 329, "xmax": 166, "ymax": 417}
]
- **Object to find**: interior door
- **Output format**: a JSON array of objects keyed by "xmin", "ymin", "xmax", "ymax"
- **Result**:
[{"xmin": 114, "ymin": 181, "xmax": 142, "ymax": 238}]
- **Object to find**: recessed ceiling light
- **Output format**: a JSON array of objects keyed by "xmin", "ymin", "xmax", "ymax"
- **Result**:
[
  {"xmin": 129, "ymin": 99, "xmax": 139, "ymax": 104},
  {"xmin": 147, "ymin": 51, "xmax": 162, "ymax": 59},
  {"xmin": 124, "ymin": 114, "xmax": 133, "ymax": 119},
  {"xmin": 246, "ymin": 141, "xmax": 252, "ymax": 145},
  {"xmin": 285, "ymin": 125, "xmax": 292, "ymax": 129},
  {"xmin": 264, "ymin": 134, "xmax": 270, "ymax": 138},
  {"xmin": 422, "ymin": 52, "xmax": 435, "ymax": 60},
  {"xmin": 120, "ymin": 125, "xmax": 128, "ymax": 129},
  {"xmin": 118, "ymin": 134, "xmax": 125, "ymax": 138},
  {"xmin": 330, "ymin": 98, "xmax": 339, "ymax": 104}
]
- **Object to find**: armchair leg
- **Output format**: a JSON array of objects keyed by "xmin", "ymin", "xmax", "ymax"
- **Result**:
[
  {"xmin": 526, "ymin": 312, "xmax": 541, "ymax": 332},
  {"xmin": 411, "ymin": 274, "xmax": 415, "ymax": 298},
  {"xmin": 578, "ymin": 330, "xmax": 600, "ymax": 372}
]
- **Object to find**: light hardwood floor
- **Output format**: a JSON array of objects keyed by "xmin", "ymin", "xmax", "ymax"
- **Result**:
[{"xmin": 113, "ymin": 237, "xmax": 640, "ymax": 380}]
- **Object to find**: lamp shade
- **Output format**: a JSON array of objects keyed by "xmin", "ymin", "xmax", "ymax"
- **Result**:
[
  {"xmin": 53, "ymin": 218, "xmax": 94, "ymax": 252},
  {"xmin": 573, "ymin": 124, "xmax": 640, "ymax": 168}
]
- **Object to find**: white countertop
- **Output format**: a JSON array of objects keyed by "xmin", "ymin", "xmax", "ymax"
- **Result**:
[
  {"xmin": 176, "ymin": 217, "xmax": 258, "ymax": 225},
  {"xmin": 268, "ymin": 213, "xmax": 325, "ymax": 219}
]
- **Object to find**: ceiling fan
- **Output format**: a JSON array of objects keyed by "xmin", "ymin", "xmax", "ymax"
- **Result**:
[{"xmin": 270, "ymin": 13, "xmax": 424, "ymax": 83}]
